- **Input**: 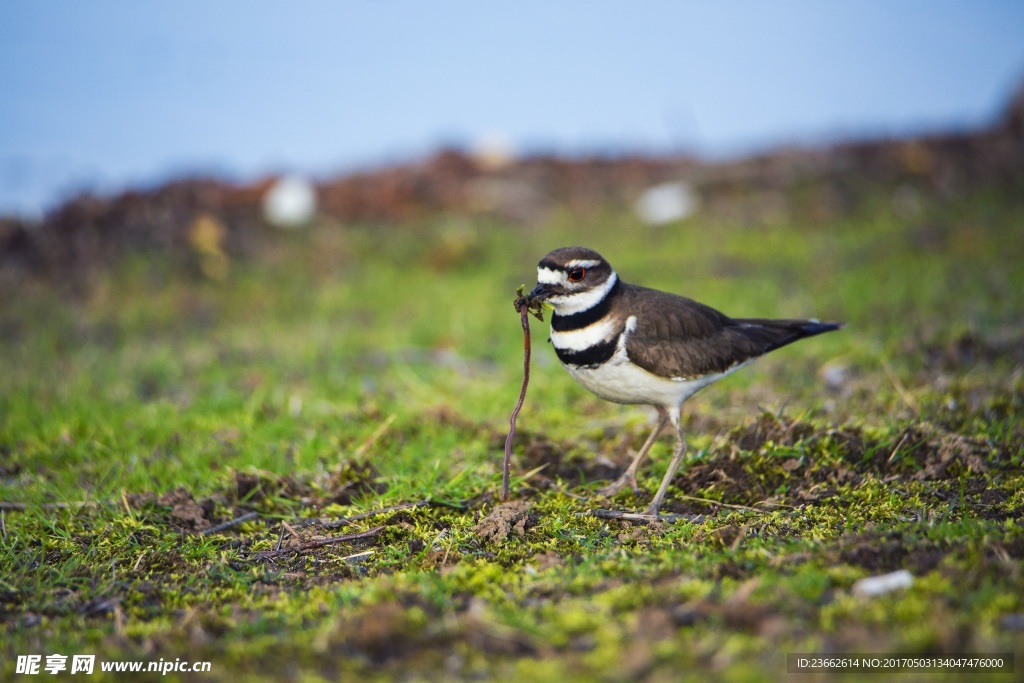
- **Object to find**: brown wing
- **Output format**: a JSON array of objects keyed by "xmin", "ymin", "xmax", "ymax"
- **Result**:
[{"xmin": 622, "ymin": 284, "xmax": 841, "ymax": 379}]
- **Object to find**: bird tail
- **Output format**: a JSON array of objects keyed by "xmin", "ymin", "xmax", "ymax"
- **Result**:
[{"xmin": 731, "ymin": 318, "xmax": 844, "ymax": 354}]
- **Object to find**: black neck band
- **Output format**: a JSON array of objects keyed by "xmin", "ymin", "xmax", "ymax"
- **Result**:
[{"xmin": 550, "ymin": 277, "xmax": 621, "ymax": 332}]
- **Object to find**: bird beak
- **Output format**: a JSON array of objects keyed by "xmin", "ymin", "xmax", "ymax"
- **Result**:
[{"xmin": 528, "ymin": 283, "xmax": 554, "ymax": 301}]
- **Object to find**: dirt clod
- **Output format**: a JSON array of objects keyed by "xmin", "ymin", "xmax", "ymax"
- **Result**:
[
  {"xmin": 155, "ymin": 487, "xmax": 212, "ymax": 531},
  {"xmin": 473, "ymin": 501, "xmax": 536, "ymax": 542}
]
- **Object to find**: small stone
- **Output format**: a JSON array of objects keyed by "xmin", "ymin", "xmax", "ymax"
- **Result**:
[{"xmin": 852, "ymin": 569, "xmax": 913, "ymax": 597}]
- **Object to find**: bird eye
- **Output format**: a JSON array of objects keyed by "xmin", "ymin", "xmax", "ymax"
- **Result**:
[{"xmin": 567, "ymin": 267, "xmax": 586, "ymax": 282}]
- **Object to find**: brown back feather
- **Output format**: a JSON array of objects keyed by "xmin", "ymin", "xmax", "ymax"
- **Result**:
[{"xmin": 621, "ymin": 284, "xmax": 840, "ymax": 378}]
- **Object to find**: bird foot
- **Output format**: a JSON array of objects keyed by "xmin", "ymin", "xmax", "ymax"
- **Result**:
[{"xmin": 597, "ymin": 471, "xmax": 639, "ymax": 498}]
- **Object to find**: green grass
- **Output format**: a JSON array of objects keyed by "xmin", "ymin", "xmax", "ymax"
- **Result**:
[{"xmin": 2, "ymin": 187, "xmax": 1023, "ymax": 681}]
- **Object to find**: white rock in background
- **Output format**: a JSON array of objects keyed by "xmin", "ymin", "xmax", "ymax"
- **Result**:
[
  {"xmin": 635, "ymin": 181, "xmax": 699, "ymax": 225},
  {"xmin": 471, "ymin": 132, "xmax": 517, "ymax": 171},
  {"xmin": 263, "ymin": 175, "xmax": 317, "ymax": 228},
  {"xmin": 852, "ymin": 569, "xmax": 914, "ymax": 598},
  {"xmin": 819, "ymin": 361, "xmax": 851, "ymax": 393}
]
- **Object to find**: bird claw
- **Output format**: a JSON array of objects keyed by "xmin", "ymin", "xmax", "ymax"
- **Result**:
[
  {"xmin": 642, "ymin": 503, "xmax": 662, "ymax": 517},
  {"xmin": 597, "ymin": 471, "xmax": 639, "ymax": 498}
]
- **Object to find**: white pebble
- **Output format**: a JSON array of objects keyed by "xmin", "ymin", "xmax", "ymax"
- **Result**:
[{"xmin": 852, "ymin": 569, "xmax": 914, "ymax": 597}]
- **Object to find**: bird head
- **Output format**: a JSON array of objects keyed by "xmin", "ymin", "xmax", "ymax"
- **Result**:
[{"xmin": 529, "ymin": 247, "xmax": 618, "ymax": 316}]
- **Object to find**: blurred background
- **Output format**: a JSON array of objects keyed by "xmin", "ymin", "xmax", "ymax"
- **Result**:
[
  {"xmin": 2, "ymin": 1, "xmax": 1023, "ymax": 218},
  {"xmin": 1, "ymin": 1, "xmax": 1023, "ymax": 428},
  {"xmin": 4, "ymin": 6, "xmax": 1024, "ymax": 676}
]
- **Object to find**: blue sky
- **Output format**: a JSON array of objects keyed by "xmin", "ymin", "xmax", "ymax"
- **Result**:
[{"xmin": 2, "ymin": 1, "xmax": 1023, "ymax": 217}]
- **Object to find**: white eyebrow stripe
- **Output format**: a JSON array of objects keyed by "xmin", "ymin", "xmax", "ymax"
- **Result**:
[
  {"xmin": 536, "ymin": 266, "xmax": 563, "ymax": 284},
  {"xmin": 566, "ymin": 259, "xmax": 601, "ymax": 269}
]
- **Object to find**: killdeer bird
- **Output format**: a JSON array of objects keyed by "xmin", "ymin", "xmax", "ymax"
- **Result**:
[{"xmin": 527, "ymin": 246, "xmax": 842, "ymax": 516}]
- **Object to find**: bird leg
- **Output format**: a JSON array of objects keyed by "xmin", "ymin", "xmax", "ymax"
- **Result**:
[
  {"xmin": 597, "ymin": 407, "xmax": 669, "ymax": 498},
  {"xmin": 645, "ymin": 415, "xmax": 687, "ymax": 516}
]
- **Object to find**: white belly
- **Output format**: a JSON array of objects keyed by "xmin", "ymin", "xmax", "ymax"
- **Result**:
[
  {"xmin": 552, "ymin": 313, "xmax": 749, "ymax": 409},
  {"xmin": 565, "ymin": 356, "xmax": 739, "ymax": 408}
]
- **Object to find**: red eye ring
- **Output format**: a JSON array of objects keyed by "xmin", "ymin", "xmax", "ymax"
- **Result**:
[{"xmin": 567, "ymin": 267, "xmax": 586, "ymax": 282}]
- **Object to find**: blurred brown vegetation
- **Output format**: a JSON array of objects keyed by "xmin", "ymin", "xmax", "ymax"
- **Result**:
[{"xmin": 2, "ymin": 83, "xmax": 1022, "ymax": 293}]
